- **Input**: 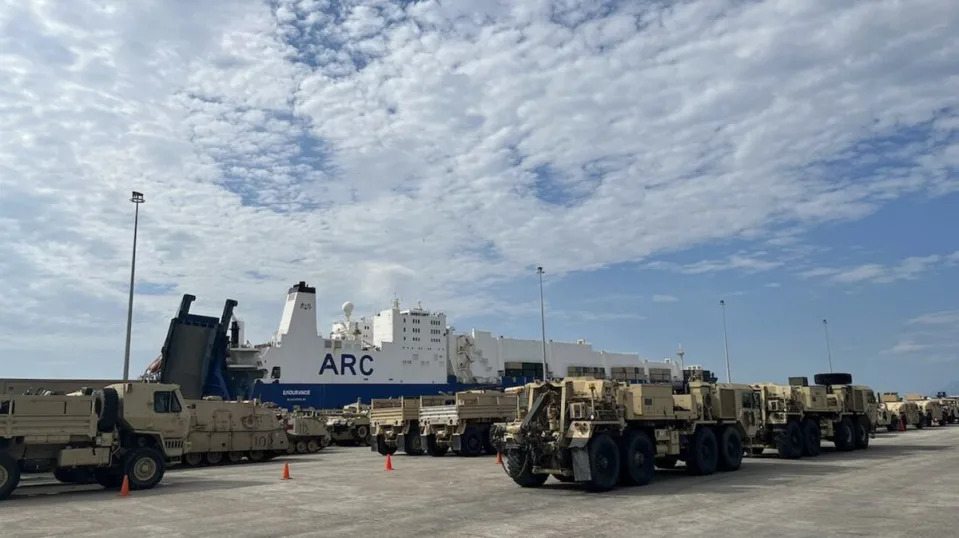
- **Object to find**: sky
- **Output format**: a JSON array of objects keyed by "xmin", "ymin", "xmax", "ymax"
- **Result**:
[{"xmin": 0, "ymin": 0, "xmax": 957, "ymax": 395}]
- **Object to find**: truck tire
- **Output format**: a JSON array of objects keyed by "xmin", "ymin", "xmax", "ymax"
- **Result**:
[
  {"xmin": 686, "ymin": 427, "xmax": 719, "ymax": 476},
  {"xmin": 813, "ymin": 373, "xmax": 853, "ymax": 386},
  {"xmin": 925, "ymin": 412, "xmax": 933, "ymax": 428},
  {"xmin": 801, "ymin": 418, "xmax": 821, "ymax": 457},
  {"xmin": 482, "ymin": 427, "xmax": 497, "ymax": 455},
  {"xmin": 93, "ymin": 388, "xmax": 119, "ymax": 433},
  {"xmin": 776, "ymin": 421, "xmax": 803, "ymax": 459},
  {"xmin": 654, "ymin": 455, "xmax": 678, "ymax": 469},
  {"xmin": 854, "ymin": 417, "xmax": 870, "ymax": 449},
  {"xmin": 718, "ymin": 426, "xmax": 743, "ymax": 471},
  {"xmin": 306, "ymin": 440, "xmax": 320, "ymax": 453},
  {"xmin": 0, "ymin": 451, "xmax": 21, "ymax": 501},
  {"xmin": 459, "ymin": 427, "xmax": 484, "ymax": 457},
  {"xmin": 619, "ymin": 430, "xmax": 655, "ymax": 486},
  {"xmin": 205, "ymin": 452, "xmax": 224, "ymax": 465},
  {"xmin": 834, "ymin": 417, "xmax": 855, "ymax": 451},
  {"xmin": 295, "ymin": 441, "xmax": 308, "ymax": 454},
  {"xmin": 505, "ymin": 448, "xmax": 547, "ymax": 488},
  {"xmin": 425, "ymin": 435, "xmax": 448, "ymax": 457},
  {"xmin": 125, "ymin": 447, "xmax": 165, "ymax": 490},
  {"xmin": 375, "ymin": 435, "xmax": 396, "ymax": 456},
  {"xmin": 403, "ymin": 430, "xmax": 424, "ymax": 456},
  {"xmin": 586, "ymin": 433, "xmax": 621, "ymax": 492},
  {"xmin": 183, "ymin": 453, "xmax": 204, "ymax": 467}
]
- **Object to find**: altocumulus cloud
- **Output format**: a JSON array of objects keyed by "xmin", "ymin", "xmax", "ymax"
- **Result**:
[{"xmin": 1, "ymin": 0, "xmax": 958, "ymax": 375}]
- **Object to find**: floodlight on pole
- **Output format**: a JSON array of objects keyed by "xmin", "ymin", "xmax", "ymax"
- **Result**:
[{"xmin": 123, "ymin": 191, "xmax": 144, "ymax": 382}]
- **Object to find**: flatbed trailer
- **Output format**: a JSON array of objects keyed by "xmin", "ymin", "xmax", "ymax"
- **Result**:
[{"xmin": 419, "ymin": 390, "xmax": 517, "ymax": 457}]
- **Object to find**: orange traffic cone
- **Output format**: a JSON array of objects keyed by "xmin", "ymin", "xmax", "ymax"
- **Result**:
[
  {"xmin": 899, "ymin": 416, "xmax": 906, "ymax": 432},
  {"xmin": 495, "ymin": 452, "xmax": 503, "ymax": 465},
  {"xmin": 385, "ymin": 454, "xmax": 393, "ymax": 471},
  {"xmin": 282, "ymin": 462, "xmax": 292, "ymax": 480},
  {"xmin": 118, "ymin": 475, "xmax": 130, "ymax": 497}
]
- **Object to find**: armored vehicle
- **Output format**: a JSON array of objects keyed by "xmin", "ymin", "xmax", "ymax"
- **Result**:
[
  {"xmin": 881, "ymin": 393, "xmax": 923, "ymax": 430},
  {"xmin": 934, "ymin": 394, "xmax": 957, "ymax": 424},
  {"xmin": 181, "ymin": 397, "xmax": 289, "ymax": 466},
  {"xmin": 1, "ymin": 382, "xmax": 189, "ymax": 500},
  {"xmin": 283, "ymin": 408, "xmax": 332, "ymax": 454},
  {"xmin": 418, "ymin": 390, "xmax": 518, "ymax": 457},
  {"xmin": 495, "ymin": 377, "xmax": 759, "ymax": 492},
  {"xmin": 325, "ymin": 402, "xmax": 371, "ymax": 446},
  {"xmin": 904, "ymin": 394, "xmax": 945, "ymax": 427},
  {"xmin": 370, "ymin": 397, "xmax": 422, "ymax": 456}
]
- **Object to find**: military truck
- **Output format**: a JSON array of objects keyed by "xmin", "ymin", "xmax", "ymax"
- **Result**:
[
  {"xmin": 881, "ymin": 393, "xmax": 923, "ymax": 430},
  {"xmin": 418, "ymin": 390, "xmax": 518, "ymax": 457},
  {"xmin": 324, "ymin": 402, "xmax": 371, "ymax": 446},
  {"xmin": 1, "ymin": 383, "xmax": 190, "ymax": 500},
  {"xmin": 370, "ymin": 397, "xmax": 422, "ymax": 456},
  {"xmin": 934, "ymin": 393, "xmax": 957, "ymax": 424},
  {"xmin": 283, "ymin": 408, "xmax": 332, "ymax": 454},
  {"xmin": 495, "ymin": 377, "xmax": 760, "ymax": 492},
  {"xmin": 904, "ymin": 395, "xmax": 944, "ymax": 427},
  {"xmin": 180, "ymin": 397, "xmax": 289, "ymax": 466}
]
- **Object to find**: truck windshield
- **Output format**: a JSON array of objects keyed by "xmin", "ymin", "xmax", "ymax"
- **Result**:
[{"xmin": 154, "ymin": 391, "xmax": 182, "ymax": 413}]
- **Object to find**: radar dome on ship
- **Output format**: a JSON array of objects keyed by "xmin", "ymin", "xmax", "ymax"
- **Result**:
[{"xmin": 342, "ymin": 301, "xmax": 354, "ymax": 319}]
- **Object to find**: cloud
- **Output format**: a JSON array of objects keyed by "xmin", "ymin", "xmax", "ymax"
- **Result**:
[
  {"xmin": 647, "ymin": 252, "xmax": 784, "ymax": 275},
  {"xmin": 883, "ymin": 309, "xmax": 959, "ymax": 364},
  {"xmin": 2, "ymin": 0, "xmax": 959, "ymax": 375},
  {"xmin": 908, "ymin": 310, "xmax": 959, "ymax": 326},
  {"xmin": 800, "ymin": 251, "xmax": 959, "ymax": 284},
  {"xmin": 652, "ymin": 294, "xmax": 678, "ymax": 303}
]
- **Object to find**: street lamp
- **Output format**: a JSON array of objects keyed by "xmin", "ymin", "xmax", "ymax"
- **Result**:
[
  {"xmin": 720, "ymin": 299, "xmax": 731, "ymax": 383},
  {"xmin": 537, "ymin": 266, "xmax": 548, "ymax": 381},
  {"xmin": 123, "ymin": 191, "xmax": 144, "ymax": 381},
  {"xmin": 823, "ymin": 319, "xmax": 833, "ymax": 373}
]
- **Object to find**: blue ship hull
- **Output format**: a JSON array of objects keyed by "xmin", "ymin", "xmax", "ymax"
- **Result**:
[{"xmin": 251, "ymin": 376, "xmax": 537, "ymax": 409}]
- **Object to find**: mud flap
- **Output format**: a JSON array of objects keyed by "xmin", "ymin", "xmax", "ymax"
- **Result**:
[
  {"xmin": 451, "ymin": 434, "xmax": 462, "ymax": 452},
  {"xmin": 571, "ymin": 447, "xmax": 591, "ymax": 482}
]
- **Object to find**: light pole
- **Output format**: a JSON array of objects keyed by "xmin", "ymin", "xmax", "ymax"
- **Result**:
[
  {"xmin": 123, "ymin": 191, "xmax": 144, "ymax": 381},
  {"xmin": 537, "ymin": 266, "xmax": 548, "ymax": 381},
  {"xmin": 823, "ymin": 318, "xmax": 833, "ymax": 373},
  {"xmin": 720, "ymin": 299, "xmax": 731, "ymax": 383}
]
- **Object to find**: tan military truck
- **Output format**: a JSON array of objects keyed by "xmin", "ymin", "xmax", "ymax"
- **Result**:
[
  {"xmin": 881, "ymin": 393, "xmax": 923, "ymax": 430},
  {"xmin": 934, "ymin": 393, "xmax": 957, "ymax": 424},
  {"xmin": 418, "ymin": 390, "xmax": 518, "ymax": 457},
  {"xmin": 495, "ymin": 377, "xmax": 760, "ymax": 492},
  {"xmin": 180, "ymin": 397, "xmax": 289, "ymax": 466},
  {"xmin": 904, "ymin": 394, "xmax": 945, "ymax": 427},
  {"xmin": 875, "ymin": 402, "xmax": 892, "ymax": 432},
  {"xmin": 1, "ymin": 383, "xmax": 190, "ymax": 500},
  {"xmin": 370, "ymin": 397, "xmax": 423, "ymax": 456},
  {"xmin": 283, "ymin": 408, "xmax": 332, "ymax": 454},
  {"xmin": 324, "ymin": 402, "xmax": 371, "ymax": 446}
]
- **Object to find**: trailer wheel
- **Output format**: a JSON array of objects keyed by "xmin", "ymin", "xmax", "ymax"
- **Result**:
[
  {"xmin": 505, "ymin": 448, "xmax": 547, "ymax": 488},
  {"xmin": 854, "ymin": 417, "xmax": 870, "ymax": 449},
  {"xmin": 460, "ymin": 427, "xmax": 484, "ymax": 457},
  {"xmin": 619, "ymin": 430, "xmax": 655, "ymax": 486},
  {"xmin": 205, "ymin": 452, "xmax": 224, "ymax": 465},
  {"xmin": 776, "ymin": 421, "xmax": 803, "ymax": 459},
  {"xmin": 718, "ymin": 426, "xmax": 743, "ymax": 471},
  {"xmin": 183, "ymin": 453, "xmax": 204, "ymax": 467},
  {"xmin": 306, "ymin": 440, "xmax": 320, "ymax": 453},
  {"xmin": 654, "ymin": 456, "xmax": 678, "ymax": 469},
  {"xmin": 686, "ymin": 427, "xmax": 718, "ymax": 476},
  {"xmin": 126, "ymin": 447, "xmax": 165, "ymax": 490},
  {"xmin": 425, "ymin": 435, "xmax": 448, "ymax": 457},
  {"xmin": 801, "ymin": 418, "xmax": 821, "ymax": 457},
  {"xmin": 93, "ymin": 388, "xmax": 119, "ymax": 433},
  {"xmin": 834, "ymin": 417, "xmax": 855, "ymax": 451},
  {"xmin": 586, "ymin": 433, "xmax": 621, "ymax": 491},
  {"xmin": 0, "ymin": 451, "xmax": 22, "ymax": 501}
]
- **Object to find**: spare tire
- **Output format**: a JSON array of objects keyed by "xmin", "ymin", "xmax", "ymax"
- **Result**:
[
  {"xmin": 93, "ymin": 388, "xmax": 119, "ymax": 433},
  {"xmin": 813, "ymin": 373, "xmax": 853, "ymax": 386}
]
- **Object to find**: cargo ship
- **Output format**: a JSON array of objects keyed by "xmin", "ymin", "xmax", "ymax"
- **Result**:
[{"xmin": 228, "ymin": 282, "xmax": 683, "ymax": 409}]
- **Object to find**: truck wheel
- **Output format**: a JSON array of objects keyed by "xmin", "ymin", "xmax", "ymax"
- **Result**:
[
  {"xmin": 854, "ymin": 417, "xmax": 870, "ymax": 449},
  {"xmin": 718, "ymin": 426, "xmax": 743, "ymax": 471},
  {"xmin": 125, "ymin": 447, "xmax": 165, "ymax": 490},
  {"xmin": 306, "ymin": 440, "xmax": 320, "ymax": 453},
  {"xmin": 776, "ymin": 421, "xmax": 803, "ymax": 459},
  {"xmin": 425, "ymin": 435, "xmax": 448, "ymax": 457},
  {"xmin": 654, "ymin": 456, "xmax": 678, "ymax": 469},
  {"xmin": 375, "ymin": 435, "xmax": 397, "ymax": 456},
  {"xmin": 404, "ymin": 431, "xmax": 424, "ymax": 456},
  {"xmin": 460, "ymin": 427, "xmax": 484, "ymax": 457},
  {"xmin": 925, "ymin": 412, "xmax": 933, "ymax": 428},
  {"xmin": 295, "ymin": 441, "xmax": 308, "ymax": 454},
  {"xmin": 686, "ymin": 426, "xmax": 718, "ymax": 476},
  {"xmin": 586, "ymin": 433, "xmax": 621, "ymax": 491},
  {"xmin": 0, "ymin": 451, "xmax": 22, "ymax": 501},
  {"xmin": 834, "ymin": 417, "xmax": 855, "ymax": 451},
  {"xmin": 205, "ymin": 452, "xmax": 224, "ymax": 465},
  {"xmin": 183, "ymin": 453, "xmax": 204, "ymax": 467},
  {"xmin": 801, "ymin": 418, "xmax": 821, "ymax": 457},
  {"xmin": 93, "ymin": 388, "xmax": 119, "ymax": 433},
  {"xmin": 619, "ymin": 430, "xmax": 655, "ymax": 486},
  {"xmin": 482, "ymin": 427, "xmax": 497, "ymax": 455},
  {"xmin": 505, "ymin": 448, "xmax": 547, "ymax": 488},
  {"xmin": 94, "ymin": 468, "xmax": 125, "ymax": 489}
]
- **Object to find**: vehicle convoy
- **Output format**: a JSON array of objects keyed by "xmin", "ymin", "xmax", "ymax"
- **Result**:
[
  {"xmin": 494, "ymin": 377, "xmax": 760, "ymax": 492},
  {"xmin": 749, "ymin": 373, "xmax": 877, "ymax": 458},
  {"xmin": 370, "ymin": 397, "xmax": 422, "ymax": 456},
  {"xmin": 881, "ymin": 393, "xmax": 923, "ymax": 430},
  {"xmin": 282, "ymin": 408, "xmax": 332, "ymax": 454},
  {"xmin": 181, "ymin": 397, "xmax": 290, "ymax": 466},
  {"xmin": 1, "ymin": 383, "xmax": 189, "ymax": 500},
  {"xmin": 324, "ymin": 402, "xmax": 371, "ymax": 446},
  {"xmin": 904, "ymin": 394, "xmax": 945, "ymax": 427},
  {"xmin": 418, "ymin": 390, "xmax": 518, "ymax": 457}
]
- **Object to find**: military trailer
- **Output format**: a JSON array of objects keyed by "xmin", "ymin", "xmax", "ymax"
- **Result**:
[
  {"xmin": 418, "ymin": 390, "xmax": 518, "ymax": 457},
  {"xmin": 881, "ymin": 393, "xmax": 923, "ymax": 430},
  {"xmin": 370, "ymin": 397, "xmax": 422, "ymax": 456},
  {"xmin": 1, "ymin": 382, "xmax": 190, "ymax": 500},
  {"xmin": 904, "ymin": 394, "xmax": 945, "ymax": 427},
  {"xmin": 495, "ymin": 377, "xmax": 760, "ymax": 492},
  {"xmin": 283, "ymin": 408, "xmax": 332, "ymax": 454},
  {"xmin": 324, "ymin": 402, "xmax": 371, "ymax": 446},
  {"xmin": 181, "ymin": 397, "xmax": 289, "ymax": 466}
]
